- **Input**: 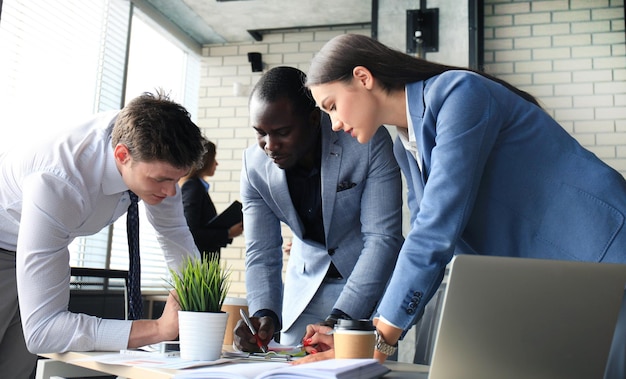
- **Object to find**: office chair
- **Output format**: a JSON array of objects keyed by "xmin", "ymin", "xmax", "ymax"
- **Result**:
[
  {"xmin": 36, "ymin": 268, "xmax": 131, "ymax": 378},
  {"xmin": 68, "ymin": 267, "xmax": 129, "ymax": 320}
]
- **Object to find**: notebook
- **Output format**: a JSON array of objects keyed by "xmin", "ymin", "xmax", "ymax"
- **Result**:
[
  {"xmin": 173, "ymin": 358, "xmax": 389, "ymax": 379},
  {"xmin": 422, "ymin": 255, "xmax": 626, "ymax": 379},
  {"xmin": 208, "ymin": 200, "xmax": 243, "ymax": 229}
]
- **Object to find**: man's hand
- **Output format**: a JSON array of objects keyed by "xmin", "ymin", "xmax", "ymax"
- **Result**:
[
  {"xmin": 156, "ymin": 290, "xmax": 182, "ymax": 341},
  {"xmin": 283, "ymin": 241, "xmax": 292, "ymax": 255},
  {"xmin": 127, "ymin": 290, "xmax": 180, "ymax": 348},
  {"xmin": 317, "ymin": 318, "xmax": 337, "ymax": 329},
  {"xmin": 233, "ymin": 315, "xmax": 275, "ymax": 352}
]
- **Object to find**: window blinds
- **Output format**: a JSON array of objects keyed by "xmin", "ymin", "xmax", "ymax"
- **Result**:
[{"xmin": 1, "ymin": 0, "xmax": 200, "ymax": 292}]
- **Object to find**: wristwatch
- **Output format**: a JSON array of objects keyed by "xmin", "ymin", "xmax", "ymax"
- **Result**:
[{"xmin": 375, "ymin": 330, "xmax": 398, "ymax": 356}]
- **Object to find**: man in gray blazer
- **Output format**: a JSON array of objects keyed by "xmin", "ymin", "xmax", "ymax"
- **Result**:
[{"xmin": 235, "ymin": 66, "xmax": 403, "ymax": 348}]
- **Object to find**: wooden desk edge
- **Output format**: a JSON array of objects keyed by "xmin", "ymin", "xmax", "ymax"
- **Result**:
[
  {"xmin": 40, "ymin": 351, "xmax": 429, "ymax": 379},
  {"xmin": 40, "ymin": 352, "xmax": 176, "ymax": 379},
  {"xmin": 385, "ymin": 360, "xmax": 430, "ymax": 373}
]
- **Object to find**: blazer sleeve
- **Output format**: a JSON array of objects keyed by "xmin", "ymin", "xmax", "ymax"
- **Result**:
[
  {"xmin": 377, "ymin": 73, "xmax": 503, "ymax": 332},
  {"xmin": 181, "ymin": 179, "xmax": 230, "ymax": 253},
  {"xmin": 239, "ymin": 150, "xmax": 285, "ymax": 321}
]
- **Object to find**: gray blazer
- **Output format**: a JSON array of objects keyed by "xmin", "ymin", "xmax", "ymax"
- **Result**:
[{"xmin": 240, "ymin": 113, "xmax": 403, "ymax": 330}]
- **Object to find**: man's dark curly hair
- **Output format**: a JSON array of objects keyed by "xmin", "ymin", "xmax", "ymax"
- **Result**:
[{"xmin": 249, "ymin": 66, "xmax": 317, "ymax": 116}]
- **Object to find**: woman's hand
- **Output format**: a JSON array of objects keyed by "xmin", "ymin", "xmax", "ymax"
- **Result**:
[
  {"xmin": 228, "ymin": 222, "xmax": 244, "ymax": 238},
  {"xmin": 372, "ymin": 317, "xmax": 403, "ymax": 363},
  {"xmin": 290, "ymin": 324, "xmax": 335, "ymax": 365}
]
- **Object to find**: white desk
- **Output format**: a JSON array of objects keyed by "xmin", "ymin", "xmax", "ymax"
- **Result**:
[
  {"xmin": 37, "ymin": 351, "xmax": 428, "ymax": 379},
  {"xmin": 37, "ymin": 351, "xmax": 176, "ymax": 379}
]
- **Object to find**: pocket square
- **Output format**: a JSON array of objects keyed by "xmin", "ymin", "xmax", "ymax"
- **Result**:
[{"xmin": 337, "ymin": 181, "xmax": 357, "ymax": 192}]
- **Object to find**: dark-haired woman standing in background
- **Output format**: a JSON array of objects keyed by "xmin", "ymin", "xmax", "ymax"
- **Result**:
[{"xmin": 180, "ymin": 140, "xmax": 243, "ymax": 260}]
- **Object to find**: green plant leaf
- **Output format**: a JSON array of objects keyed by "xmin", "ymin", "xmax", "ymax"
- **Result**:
[{"xmin": 167, "ymin": 255, "xmax": 231, "ymax": 312}]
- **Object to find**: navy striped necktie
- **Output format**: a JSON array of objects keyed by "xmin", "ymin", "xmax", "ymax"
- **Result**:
[{"xmin": 127, "ymin": 190, "xmax": 142, "ymax": 320}]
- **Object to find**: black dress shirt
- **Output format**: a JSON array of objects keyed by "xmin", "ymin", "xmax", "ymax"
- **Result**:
[{"xmin": 285, "ymin": 135, "xmax": 342, "ymax": 279}]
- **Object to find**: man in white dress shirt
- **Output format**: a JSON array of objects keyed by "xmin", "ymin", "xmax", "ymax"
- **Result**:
[{"xmin": 0, "ymin": 92, "xmax": 204, "ymax": 378}]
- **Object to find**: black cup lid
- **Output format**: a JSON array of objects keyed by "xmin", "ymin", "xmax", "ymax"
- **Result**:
[{"xmin": 334, "ymin": 319, "xmax": 375, "ymax": 331}]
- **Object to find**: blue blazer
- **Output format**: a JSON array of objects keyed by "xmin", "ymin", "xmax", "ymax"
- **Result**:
[
  {"xmin": 378, "ymin": 71, "xmax": 626, "ymax": 332},
  {"xmin": 240, "ymin": 112, "xmax": 403, "ymax": 330}
]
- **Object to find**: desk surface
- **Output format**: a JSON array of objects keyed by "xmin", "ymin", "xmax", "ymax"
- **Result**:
[
  {"xmin": 40, "ymin": 351, "xmax": 176, "ymax": 379},
  {"xmin": 39, "ymin": 351, "xmax": 428, "ymax": 379}
]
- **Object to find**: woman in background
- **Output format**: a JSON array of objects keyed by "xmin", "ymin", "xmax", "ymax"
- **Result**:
[{"xmin": 180, "ymin": 139, "xmax": 243, "ymax": 260}]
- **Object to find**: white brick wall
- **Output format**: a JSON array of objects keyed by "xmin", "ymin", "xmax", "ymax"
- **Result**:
[
  {"xmin": 197, "ymin": 25, "xmax": 371, "ymax": 297},
  {"xmin": 200, "ymin": 0, "xmax": 625, "ymax": 297},
  {"xmin": 484, "ymin": 0, "xmax": 626, "ymax": 172}
]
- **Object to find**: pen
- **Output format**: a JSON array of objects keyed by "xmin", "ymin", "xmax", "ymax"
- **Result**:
[
  {"xmin": 239, "ymin": 308, "xmax": 268, "ymax": 353},
  {"xmin": 224, "ymin": 350, "xmax": 297, "ymax": 361}
]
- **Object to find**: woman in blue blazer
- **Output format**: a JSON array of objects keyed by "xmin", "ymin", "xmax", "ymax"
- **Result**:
[{"xmin": 300, "ymin": 34, "xmax": 626, "ymax": 374}]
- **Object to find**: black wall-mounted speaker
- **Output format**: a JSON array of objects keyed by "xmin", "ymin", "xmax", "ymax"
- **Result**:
[{"xmin": 247, "ymin": 52, "xmax": 263, "ymax": 72}]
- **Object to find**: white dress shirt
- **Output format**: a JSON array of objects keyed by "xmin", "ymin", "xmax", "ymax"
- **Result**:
[
  {"xmin": 0, "ymin": 111, "xmax": 199, "ymax": 353},
  {"xmin": 396, "ymin": 86, "xmax": 422, "ymax": 171}
]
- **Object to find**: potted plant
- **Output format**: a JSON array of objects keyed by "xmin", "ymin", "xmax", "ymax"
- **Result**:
[{"xmin": 169, "ymin": 255, "xmax": 231, "ymax": 361}]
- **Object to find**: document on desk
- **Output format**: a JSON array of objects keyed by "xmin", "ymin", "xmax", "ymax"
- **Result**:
[
  {"xmin": 223, "ymin": 342, "xmax": 306, "ymax": 361},
  {"xmin": 173, "ymin": 358, "xmax": 390, "ymax": 379},
  {"xmin": 74, "ymin": 351, "xmax": 232, "ymax": 370}
]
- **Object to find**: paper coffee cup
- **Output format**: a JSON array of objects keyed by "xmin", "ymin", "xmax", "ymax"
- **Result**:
[
  {"xmin": 221, "ymin": 297, "xmax": 248, "ymax": 345},
  {"xmin": 334, "ymin": 319, "xmax": 376, "ymax": 359}
]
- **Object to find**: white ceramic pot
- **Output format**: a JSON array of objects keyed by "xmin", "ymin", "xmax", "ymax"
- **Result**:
[{"xmin": 178, "ymin": 310, "xmax": 228, "ymax": 361}]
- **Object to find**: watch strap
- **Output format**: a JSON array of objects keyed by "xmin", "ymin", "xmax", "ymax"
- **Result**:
[{"xmin": 375, "ymin": 330, "xmax": 398, "ymax": 356}]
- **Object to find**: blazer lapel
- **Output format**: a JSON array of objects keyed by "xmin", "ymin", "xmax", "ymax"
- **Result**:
[
  {"xmin": 266, "ymin": 159, "xmax": 305, "ymax": 237},
  {"xmin": 407, "ymin": 150, "xmax": 424, "ymax": 204},
  {"xmin": 406, "ymin": 82, "xmax": 428, "ymax": 187}
]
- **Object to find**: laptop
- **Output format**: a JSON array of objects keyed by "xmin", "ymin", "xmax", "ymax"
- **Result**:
[{"xmin": 419, "ymin": 255, "xmax": 626, "ymax": 379}]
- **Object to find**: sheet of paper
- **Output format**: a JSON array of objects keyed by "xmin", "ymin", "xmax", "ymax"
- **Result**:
[
  {"xmin": 174, "ymin": 358, "xmax": 389, "ymax": 379},
  {"xmin": 225, "ymin": 340, "xmax": 306, "ymax": 361},
  {"xmin": 174, "ymin": 361, "xmax": 288, "ymax": 379},
  {"xmin": 71, "ymin": 352, "xmax": 233, "ymax": 370}
]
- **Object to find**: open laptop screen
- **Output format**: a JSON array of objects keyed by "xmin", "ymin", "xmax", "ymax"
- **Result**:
[{"xmin": 427, "ymin": 255, "xmax": 626, "ymax": 379}]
